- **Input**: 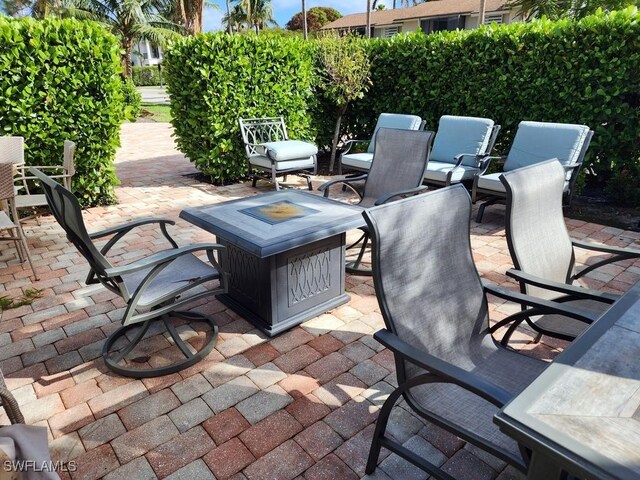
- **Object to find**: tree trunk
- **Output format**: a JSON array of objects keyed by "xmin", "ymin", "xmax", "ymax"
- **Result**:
[
  {"xmin": 226, "ymin": 0, "xmax": 232, "ymax": 33},
  {"xmin": 365, "ymin": 0, "xmax": 371, "ymax": 38},
  {"xmin": 302, "ymin": 0, "xmax": 308, "ymax": 40},
  {"xmin": 479, "ymin": 0, "xmax": 486, "ymax": 26},
  {"xmin": 393, "ymin": 0, "xmax": 396, "ymax": 8},
  {"xmin": 122, "ymin": 38, "xmax": 134, "ymax": 79},
  {"xmin": 329, "ymin": 104, "xmax": 349, "ymax": 173}
]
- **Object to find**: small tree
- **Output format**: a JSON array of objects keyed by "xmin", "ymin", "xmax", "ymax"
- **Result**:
[{"xmin": 316, "ymin": 34, "xmax": 371, "ymax": 172}]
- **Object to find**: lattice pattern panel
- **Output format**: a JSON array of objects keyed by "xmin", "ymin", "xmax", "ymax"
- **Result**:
[
  {"xmin": 227, "ymin": 245, "xmax": 261, "ymax": 304},
  {"xmin": 241, "ymin": 119, "xmax": 287, "ymax": 155},
  {"xmin": 288, "ymin": 247, "xmax": 331, "ymax": 306}
]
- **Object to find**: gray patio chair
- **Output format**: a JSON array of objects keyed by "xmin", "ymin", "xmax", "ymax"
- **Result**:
[
  {"xmin": 239, "ymin": 117, "xmax": 318, "ymax": 191},
  {"xmin": 472, "ymin": 121, "xmax": 593, "ymax": 222},
  {"xmin": 0, "ymin": 163, "xmax": 38, "ymax": 280},
  {"xmin": 491, "ymin": 160, "xmax": 640, "ymax": 345},
  {"xmin": 31, "ymin": 168, "xmax": 229, "ymax": 378},
  {"xmin": 0, "ymin": 368, "xmax": 24, "ymax": 425},
  {"xmin": 338, "ymin": 113, "xmax": 424, "ymax": 174},
  {"xmin": 363, "ymin": 185, "xmax": 598, "ymax": 478},
  {"xmin": 423, "ymin": 115, "xmax": 500, "ymax": 186},
  {"xmin": 319, "ymin": 127, "xmax": 434, "ymax": 275}
]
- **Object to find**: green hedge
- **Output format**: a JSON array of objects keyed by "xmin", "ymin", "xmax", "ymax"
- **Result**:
[
  {"xmin": 165, "ymin": 10, "xmax": 639, "ymax": 204},
  {"xmin": 347, "ymin": 9, "xmax": 640, "ymax": 195},
  {"xmin": 164, "ymin": 33, "xmax": 316, "ymax": 182},
  {"xmin": 0, "ymin": 17, "xmax": 124, "ymax": 205},
  {"xmin": 132, "ymin": 65, "xmax": 166, "ymax": 86}
]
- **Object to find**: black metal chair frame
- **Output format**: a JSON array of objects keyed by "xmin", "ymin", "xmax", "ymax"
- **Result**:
[
  {"xmin": 319, "ymin": 127, "xmax": 434, "ymax": 276},
  {"xmin": 31, "ymin": 168, "xmax": 229, "ymax": 378},
  {"xmin": 472, "ymin": 129, "xmax": 594, "ymax": 223},
  {"xmin": 363, "ymin": 186, "xmax": 600, "ymax": 479},
  {"xmin": 239, "ymin": 117, "xmax": 317, "ymax": 191}
]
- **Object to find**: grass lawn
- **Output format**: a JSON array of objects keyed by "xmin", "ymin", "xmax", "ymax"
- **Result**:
[{"xmin": 139, "ymin": 103, "xmax": 172, "ymax": 122}]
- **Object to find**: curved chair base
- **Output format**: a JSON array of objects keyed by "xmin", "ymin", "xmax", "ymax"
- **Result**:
[
  {"xmin": 103, "ymin": 311, "xmax": 219, "ymax": 378},
  {"xmin": 345, "ymin": 229, "xmax": 373, "ymax": 276}
]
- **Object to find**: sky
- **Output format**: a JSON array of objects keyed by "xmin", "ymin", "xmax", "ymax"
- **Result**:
[{"xmin": 203, "ymin": 1, "xmax": 385, "ymax": 32}]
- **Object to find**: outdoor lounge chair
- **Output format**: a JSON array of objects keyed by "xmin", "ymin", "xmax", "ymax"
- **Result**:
[
  {"xmin": 491, "ymin": 160, "xmax": 640, "ymax": 345},
  {"xmin": 319, "ymin": 127, "xmax": 434, "ymax": 275},
  {"xmin": 239, "ymin": 117, "xmax": 318, "ymax": 191},
  {"xmin": 0, "ymin": 163, "xmax": 37, "ymax": 279},
  {"xmin": 472, "ymin": 121, "xmax": 593, "ymax": 222},
  {"xmin": 363, "ymin": 185, "xmax": 597, "ymax": 478},
  {"xmin": 338, "ymin": 113, "xmax": 424, "ymax": 174},
  {"xmin": 423, "ymin": 115, "xmax": 500, "ymax": 186},
  {"xmin": 31, "ymin": 168, "xmax": 229, "ymax": 378}
]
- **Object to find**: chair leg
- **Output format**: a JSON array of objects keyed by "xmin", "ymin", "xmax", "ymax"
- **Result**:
[
  {"xmin": 252, "ymin": 175, "xmax": 258, "ymax": 188},
  {"xmin": 346, "ymin": 231, "xmax": 372, "ymax": 276},
  {"xmin": 14, "ymin": 222, "xmax": 38, "ymax": 280},
  {"xmin": 102, "ymin": 311, "xmax": 219, "ymax": 378},
  {"xmin": 306, "ymin": 175, "xmax": 313, "ymax": 191}
]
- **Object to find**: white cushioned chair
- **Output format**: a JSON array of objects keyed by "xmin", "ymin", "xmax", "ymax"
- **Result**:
[
  {"xmin": 423, "ymin": 115, "xmax": 500, "ymax": 186},
  {"xmin": 338, "ymin": 113, "xmax": 424, "ymax": 174},
  {"xmin": 472, "ymin": 121, "xmax": 593, "ymax": 222},
  {"xmin": 239, "ymin": 117, "xmax": 317, "ymax": 191}
]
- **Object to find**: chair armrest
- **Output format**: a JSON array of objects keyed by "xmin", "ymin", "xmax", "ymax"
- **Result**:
[
  {"xmin": 318, "ymin": 174, "xmax": 368, "ymax": 198},
  {"xmin": 341, "ymin": 139, "xmax": 370, "ymax": 155},
  {"xmin": 572, "ymin": 239, "xmax": 640, "ymax": 257},
  {"xmin": 89, "ymin": 218, "xmax": 176, "ymax": 239},
  {"xmin": 505, "ymin": 269, "xmax": 618, "ymax": 304},
  {"xmin": 483, "ymin": 281, "xmax": 600, "ymax": 323},
  {"xmin": 374, "ymin": 185, "xmax": 428, "ymax": 206},
  {"xmin": 453, "ymin": 153, "xmax": 485, "ymax": 168},
  {"xmin": 477, "ymin": 155, "xmax": 507, "ymax": 175},
  {"xmin": 105, "ymin": 243, "xmax": 224, "ymax": 277},
  {"xmin": 374, "ymin": 329, "xmax": 512, "ymax": 407}
]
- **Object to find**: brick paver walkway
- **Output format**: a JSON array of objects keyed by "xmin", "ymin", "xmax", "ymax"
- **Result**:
[{"xmin": 1, "ymin": 122, "xmax": 639, "ymax": 480}]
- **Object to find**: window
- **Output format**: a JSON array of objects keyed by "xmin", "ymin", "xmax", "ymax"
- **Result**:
[
  {"xmin": 484, "ymin": 14, "xmax": 504, "ymax": 25},
  {"xmin": 420, "ymin": 16, "xmax": 465, "ymax": 34},
  {"xmin": 383, "ymin": 26, "xmax": 400, "ymax": 38},
  {"xmin": 150, "ymin": 44, "xmax": 160, "ymax": 59}
]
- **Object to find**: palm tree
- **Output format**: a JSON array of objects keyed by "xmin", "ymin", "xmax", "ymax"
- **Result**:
[
  {"xmin": 479, "ymin": 0, "xmax": 486, "ymax": 24},
  {"xmin": 63, "ymin": 0, "xmax": 180, "ymax": 78},
  {"xmin": 239, "ymin": 0, "xmax": 276, "ymax": 34},
  {"xmin": 222, "ymin": 3, "xmax": 246, "ymax": 32},
  {"xmin": 301, "ymin": 0, "xmax": 307, "ymax": 39},
  {"xmin": 366, "ymin": 0, "xmax": 371, "ymax": 38},
  {"xmin": 1, "ymin": 0, "xmax": 62, "ymax": 17}
]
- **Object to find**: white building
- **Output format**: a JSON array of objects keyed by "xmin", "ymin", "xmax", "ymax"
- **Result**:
[
  {"xmin": 321, "ymin": 0, "xmax": 523, "ymax": 38},
  {"xmin": 132, "ymin": 39, "xmax": 163, "ymax": 67}
]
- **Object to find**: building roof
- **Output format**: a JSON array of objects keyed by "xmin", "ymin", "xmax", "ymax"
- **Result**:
[{"xmin": 321, "ymin": 0, "xmax": 509, "ymax": 30}]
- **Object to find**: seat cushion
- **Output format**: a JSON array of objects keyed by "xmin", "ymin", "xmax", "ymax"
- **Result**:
[
  {"xmin": 121, "ymin": 253, "xmax": 220, "ymax": 309},
  {"xmin": 368, "ymin": 113, "xmax": 423, "ymax": 153},
  {"xmin": 341, "ymin": 153, "xmax": 373, "ymax": 171},
  {"xmin": 424, "ymin": 161, "xmax": 479, "ymax": 184},
  {"xmin": 249, "ymin": 155, "xmax": 315, "ymax": 172},
  {"xmin": 15, "ymin": 194, "xmax": 48, "ymax": 208},
  {"xmin": 505, "ymin": 122, "xmax": 590, "ymax": 174},
  {"xmin": 430, "ymin": 116, "xmax": 494, "ymax": 165},
  {"xmin": 257, "ymin": 140, "xmax": 317, "ymax": 161},
  {"xmin": 475, "ymin": 172, "xmax": 504, "ymax": 193}
]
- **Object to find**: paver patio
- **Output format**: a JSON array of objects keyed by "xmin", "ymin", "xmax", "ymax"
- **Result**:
[{"xmin": 1, "ymin": 122, "xmax": 639, "ymax": 480}]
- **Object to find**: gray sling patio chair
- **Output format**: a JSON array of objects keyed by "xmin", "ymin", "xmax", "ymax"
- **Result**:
[
  {"xmin": 31, "ymin": 168, "xmax": 229, "ymax": 378},
  {"xmin": 472, "ymin": 121, "xmax": 593, "ymax": 222},
  {"xmin": 363, "ymin": 185, "xmax": 598, "ymax": 478},
  {"xmin": 491, "ymin": 160, "xmax": 640, "ymax": 345},
  {"xmin": 423, "ymin": 115, "xmax": 500, "ymax": 187},
  {"xmin": 319, "ymin": 127, "xmax": 434, "ymax": 275},
  {"xmin": 239, "ymin": 117, "xmax": 318, "ymax": 191},
  {"xmin": 338, "ymin": 113, "xmax": 424, "ymax": 174}
]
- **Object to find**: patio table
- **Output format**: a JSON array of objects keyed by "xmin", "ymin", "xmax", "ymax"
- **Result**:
[
  {"xmin": 180, "ymin": 190, "xmax": 365, "ymax": 336},
  {"xmin": 494, "ymin": 279, "xmax": 640, "ymax": 480}
]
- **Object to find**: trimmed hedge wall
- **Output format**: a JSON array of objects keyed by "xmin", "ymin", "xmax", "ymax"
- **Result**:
[
  {"xmin": 164, "ymin": 33, "xmax": 315, "ymax": 182},
  {"xmin": 165, "ymin": 9, "xmax": 640, "ymax": 204},
  {"xmin": 132, "ymin": 65, "xmax": 166, "ymax": 86},
  {"xmin": 0, "ymin": 17, "xmax": 124, "ymax": 206}
]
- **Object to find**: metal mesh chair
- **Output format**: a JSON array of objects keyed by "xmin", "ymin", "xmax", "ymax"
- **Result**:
[
  {"xmin": 363, "ymin": 185, "xmax": 597, "ymax": 478},
  {"xmin": 239, "ymin": 117, "xmax": 317, "ymax": 191},
  {"xmin": 31, "ymin": 168, "xmax": 229, "ymax": 378},
  {"xmin": 492, "ymin": 160, "xmax": 640, "ymax": 344},
  {"xmin": 472, "ymin": 121, "xmax": 593, "ymax": 222},
  {"xmin": 0, "ymin": 369, "xmax": 24, "ymax": 425},
  {"xmin": 319, "ymin": 127, "xmax": 434, "ymax": 275},
  {"xmin": 0, "ymin": 163, "xmax": 38, "ymax": 279}
]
